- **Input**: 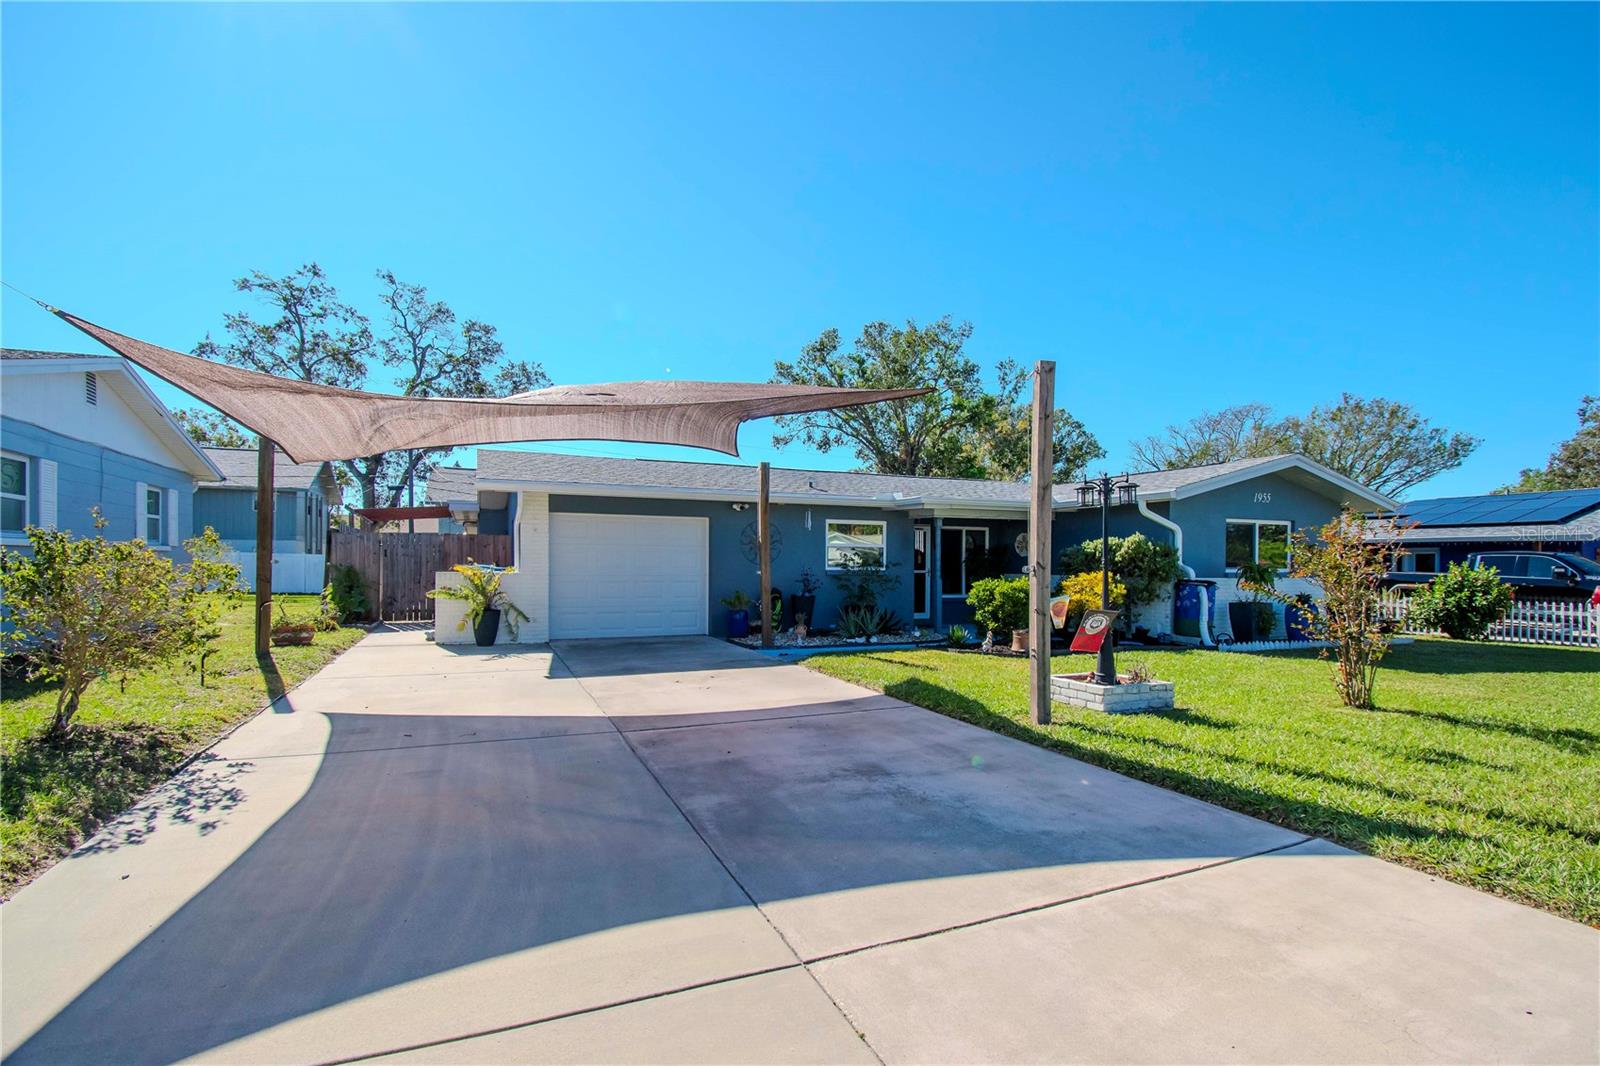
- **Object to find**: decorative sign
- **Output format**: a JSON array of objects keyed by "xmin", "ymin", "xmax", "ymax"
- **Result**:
[
  {"xmin": 1014, "ymin": 532, "xmax": 1029, "ymax": 556},
  {"xmin": 739, "ymin": 521, "xmax": 783, "ymax": 564},
  {"xmin": 1049, "ymin": 595, "xmax": 1072, "ymax": 630},
  {"xmin": 1070, "ymin": 608, "xmax": 1120, "ymax": 653}
]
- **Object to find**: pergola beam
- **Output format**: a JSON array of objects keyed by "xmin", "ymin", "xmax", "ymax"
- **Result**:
[{"xmin": 254, "ymin": 436, "xmax": 275, "ymax": 655}]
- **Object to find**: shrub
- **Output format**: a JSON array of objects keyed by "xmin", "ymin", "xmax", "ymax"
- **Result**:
[
  {"xmin": 1058, "ymin": 533, "xmax": 1181, "ymax": 608},
  {"xmin": 0, "ymin": 514, "xmax": 241, "ymax": 737},
  {"xmin": 1408, "ymin": 563, "xmax": 1514, "ymax": 640},
  {"xmin": 946, "ymin": 624, "xmax": 971, "ymax": 646},
  {"xmin": 327, "ymin": 564, "xmax": 371, "ymax": 623},
  {"xmin": 837, "ymin": 605, "xmax": 902, "ymax": 638},
  {"xmin": 967, "ymin": 577, "xmax": 1030, "ymax": 638},
  {"xmin": 830, "ymin": 557, "xmax": 901, "ymax": 611},
  {"xmin": 1054, "ymin": 571, "xmax": 1127, "ymax": 624}
]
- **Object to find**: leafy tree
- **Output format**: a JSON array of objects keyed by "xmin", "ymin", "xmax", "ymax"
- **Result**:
[
  {"xmin": 1499, "ymin": 396, "xmax": 1600, "ymax": 493},
  {"xmin": 173, "ymin": 408, "xmax": 251, "ymax": 448},
  {"xmin": 1130, "ymin": 395, "xmax": 1478, "ymax": 496},
  {"xmin": 963, "ymin": 359, "xmax": 1105, "ymax": 481},
  {"xmin": 196, "ymin": 264, "xmax": 549, "ymax": 508},
  {"xmin": 1129, "ymin": 403, "xmax": 1278, "ymax": 471},
  {"xmin": 0, "ymin": 515, "xmax": 240, "ymax": 738},
  {"xmin": 1267, "ymin": 394, "xmax": 1480, "ymax": 497},
  {"xmin": 1243, "ymin": 510, "xmax": 1398, "ymax": 709},
  {"xmin": 175, "ymin": 528, "xmax": 246, "ymax": 686},
  {"xmin": 1407, "ymin": 563, "xmax": 1514, "ymax": 640},
  {"xmin": 772, "ymin": 319, "xmax": 1100, "ymax": 480}
]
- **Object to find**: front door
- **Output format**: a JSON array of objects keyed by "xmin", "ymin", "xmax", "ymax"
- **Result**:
[{"xmin": 914, "ymin": 525, "xmax": 931, "ymax": 619}]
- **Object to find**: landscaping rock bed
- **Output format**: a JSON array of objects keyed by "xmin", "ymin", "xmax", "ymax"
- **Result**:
[{"xmin": 731, "ymin": 630, "xmax": 947, "ymax": 651}]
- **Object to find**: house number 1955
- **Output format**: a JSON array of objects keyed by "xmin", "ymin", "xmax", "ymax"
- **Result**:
[{"xmin": 1254, "ymin": 492, "xmax": 1272, "ymax": 503}]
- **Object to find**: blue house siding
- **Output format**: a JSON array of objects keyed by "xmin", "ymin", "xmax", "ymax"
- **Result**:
[
  {"xmin": 1, "ymin": 416, "xmax": 197, "ymax": 561},
  {"xmin": 1168, "ymin": 471, "xmax": 1349, "ymax": 577},
  {"xmin": 548, "ymin": 494, "xmax": 916, "ymax": 636}
]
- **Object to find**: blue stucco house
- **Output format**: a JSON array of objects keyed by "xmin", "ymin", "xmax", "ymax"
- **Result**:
[
  {"xmin": 193, "ymin": 447, "xmax": 340, "ymax": 593},
  {"xmin": 1, "ymin": 348, "xmax": 222, "ymax": 560},
  {"xmin": 430, "ymin": 449, "xmax": 1394, "ymax": 644}
]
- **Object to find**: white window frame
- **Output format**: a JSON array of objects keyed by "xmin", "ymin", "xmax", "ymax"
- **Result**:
[
  {"xmin": 1225, "ymin": 518, "xmax": 1291, "ymax": 574},
  {"xmin": 940, "ymin": 524, "xmax": 991, "ymax": 599},
  {"xmin": 1, "ymin": 450, "xmax": 29, "ymax": 537},
  {"xmin": 824, "ymin": 518, "xmax": 888, "ymax": 572},
  {"xmin": 144, "ymin": 486, "xmax": 166, "ymax": 545}
]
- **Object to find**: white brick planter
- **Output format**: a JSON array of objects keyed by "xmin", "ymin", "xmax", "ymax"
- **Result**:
[{"xmin": 1051, "ymin": 672, "xmax": 1175, "ymax": 714}]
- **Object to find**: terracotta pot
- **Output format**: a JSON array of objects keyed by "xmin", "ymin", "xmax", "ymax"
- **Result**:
[
  {"xmin": 271, "ymin": 625, "xmax": 316, "ymax": 647},
  {"xmin": 1010, "ymin": 628, "xmax": 1029, "ymax": 653}
]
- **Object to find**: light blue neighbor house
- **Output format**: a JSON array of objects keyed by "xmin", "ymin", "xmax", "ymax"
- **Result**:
[
  {"xmin": 1, "ymin": 348, "xmax": 338, "ymax": 592},
  {"xmin": 426, "ymin": 449, "xmax": 1395, "ymax": 645},
  {"xmin": 1, "ymin": 348, "xmax": 222, "ymax": 561}
]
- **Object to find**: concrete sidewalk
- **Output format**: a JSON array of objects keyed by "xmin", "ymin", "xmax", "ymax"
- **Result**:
[{"xmin": 2, "ymin": 632, "xmax": 1594, "ymax": 1064}]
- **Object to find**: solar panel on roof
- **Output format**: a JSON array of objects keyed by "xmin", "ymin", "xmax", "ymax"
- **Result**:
[{"xmin": 1398, "ymin": 488, "xmax": 1600, "ymax": 527}]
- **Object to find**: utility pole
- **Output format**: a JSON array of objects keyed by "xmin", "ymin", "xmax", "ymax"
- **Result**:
[{"xmin": 1029, "ymin": 361, "xmax": 1055, "ymax": 725}]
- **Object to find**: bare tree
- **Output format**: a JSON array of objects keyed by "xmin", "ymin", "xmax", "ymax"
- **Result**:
[{"xmin": 1129, "ymin": 403, "xmax": 1278, "ymax": 471}]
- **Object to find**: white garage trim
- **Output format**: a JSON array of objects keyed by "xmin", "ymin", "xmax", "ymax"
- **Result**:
[{"xmin": 549, "ymin": 513, "xmax": 709, "ymax": 639}]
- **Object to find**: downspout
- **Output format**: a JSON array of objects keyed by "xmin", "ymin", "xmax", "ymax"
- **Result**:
[{"xmin": 1138, "ymin": 498, "xmax": 1212, "ymax": 646}]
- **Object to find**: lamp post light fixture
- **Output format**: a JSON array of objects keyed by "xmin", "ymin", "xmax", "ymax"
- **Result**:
[{"xmin": 1076, "ymin": 472, "xmax": 1139, "ymax": 685}]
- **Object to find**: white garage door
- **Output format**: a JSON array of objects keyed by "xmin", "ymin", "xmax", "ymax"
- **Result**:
[{"xmin": 549, "ymin": 513, "xmax": 709, "ymax": 638}]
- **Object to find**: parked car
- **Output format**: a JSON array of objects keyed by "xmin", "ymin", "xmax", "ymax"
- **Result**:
[{"xmin": 1467, "ymin": 551, "xmax": 1600, "ymax": 604}]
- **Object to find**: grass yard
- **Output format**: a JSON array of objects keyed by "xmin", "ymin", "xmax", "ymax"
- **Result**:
[
  {"xmin": 0, "ymin": 595, "xmax": 365, "ymax": 897},
  {"xmin": 808, "ymin": 640, "xmax": 1600, "ymax": 925}
]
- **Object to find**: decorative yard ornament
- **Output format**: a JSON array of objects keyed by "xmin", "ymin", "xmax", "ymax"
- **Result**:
[
  {"xmin": 740, "ymin": 521, "xmax": 781, "ymax": 564},
  {"xmin": 1070, "ymin": 608, "xmax": 1120, "ymax": 654},
  {"xmin": 1049, "ymin": 594, "xmax": 1072, "ymax": 630}
]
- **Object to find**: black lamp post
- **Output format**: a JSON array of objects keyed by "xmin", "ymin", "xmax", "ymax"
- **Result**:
[{"xmin": 1075, "ymin": 473, "xmax": 1139, "ymax": 685}]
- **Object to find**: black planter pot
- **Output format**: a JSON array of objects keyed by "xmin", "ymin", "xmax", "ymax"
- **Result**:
[
  {"xmin": 790, "ymin": 594, "xmax": 816, "ymax": 628},
  {"xmin": 474, "ymin": 608, "xmax": 502, "ymax": 647},
  {"xmin": 1227, "ymin": 601, "xmax": 1257, "ymax": 643}
]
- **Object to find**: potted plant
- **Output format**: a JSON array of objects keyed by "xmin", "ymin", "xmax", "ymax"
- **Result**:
[
  {"xmin": 722, "ymin": 589, "xmax": 753, "ymax": 638},
  {"xmin": 790, "ymin": 568, "xmax": 820, "ymax": 628},
  {"xmin": 1231, "ymin": 561, "xmax": 1278, "ymax": 642},
  {"xmin": 1285, "ymin": 592, "xmax": 1317, "ymax": 641},
  {"xmin": 427, "ymin": 564, "xmax": 529, "ymax": 646},
  {"xmin": 270, "ymin": 604, "xmax": 317, "ymax": 647}
]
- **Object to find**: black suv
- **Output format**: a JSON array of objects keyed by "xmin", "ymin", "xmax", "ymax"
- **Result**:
[{"xmin": 1467, "ymin": 551, "xmax": 1600, "ymax": 604}]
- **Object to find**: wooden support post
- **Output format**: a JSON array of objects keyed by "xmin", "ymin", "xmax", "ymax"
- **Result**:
[
  {"xmin": 254, "ymin": 436, "xmax": 275, "ymax": 656},
  {"xmin": 1029, "ymin": 361, "xmax": 1055, "ymax": 725},
  {"xmin": 758, "ymin": 462, "xmax": 773, "ymax": 648}
]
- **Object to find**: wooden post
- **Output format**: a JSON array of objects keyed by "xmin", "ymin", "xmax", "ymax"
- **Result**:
[
  {"xmin": 758, "ymin": 462, "xmax": 773, "ymax": 648},
  {"xmin": 1029, "ymin": 361, "xmax": 1055, "ymax": 725},
  {"xmin": 254, "ymin": 436, "xmax": 276, "ymax": 656}
]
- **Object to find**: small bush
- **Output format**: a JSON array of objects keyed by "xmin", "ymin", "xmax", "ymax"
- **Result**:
[
  {"xmin": 837, "ymin": 605, "xmax": 901, "ymax": 638},
  {"xmin": 1059, "ymin": 533, "xmax": 1181, "ymax": 608},
  {"xmin": 967, "ymin": 576, "xmax": 1030, "ymax": 638},
  {"xmin": 1054, "ymin": 571, "xmax": 1127, "ymax": 624},
  {"xmin": 327, "ymin": 564, "xmax": 371, "ymax": 623},
  {"xmin": 1408, "ymin": 563, "xmax": 1515, "ymax": 640},
  {"xmin": 946, "ymin": 624, "xmax": 971, "ymax": 646}
]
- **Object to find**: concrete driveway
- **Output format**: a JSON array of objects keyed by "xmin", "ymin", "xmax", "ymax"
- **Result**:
[{"xmin": 2, "ymin": 631, "xmax": 1595, "ymax": 1064}]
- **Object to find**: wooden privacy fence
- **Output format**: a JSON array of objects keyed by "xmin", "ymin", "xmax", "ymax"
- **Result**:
[
  {"xmin": 328, "ymin": 528, "xmax": 514, "ymax": 622},
  {"xmin": 1378, "ymin": 591, "xmax": 1600, "ymax": 649}
]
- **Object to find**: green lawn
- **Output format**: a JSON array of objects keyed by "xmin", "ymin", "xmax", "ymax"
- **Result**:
[
  {"xmin": 0, "ymin": 595, "xmax": 365, "ymax": 897},
  {"xmin": 808, "ymin": 640, "xmax": 1600, "ymax": 925}
]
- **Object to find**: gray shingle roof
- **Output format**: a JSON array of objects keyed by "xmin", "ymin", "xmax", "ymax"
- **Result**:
[
  {"xmin": 0, "ymin": 347, "xmax": 119, "ymax": 361},
  {"xmin": 425, "ymin": 465, "xmax": 479, "ymax": 505},
  {"xmin": 475, "ymin": 450, "xmax": 1307, "ymax": 508},
  {"xmin": 202, "ymin": 447, "xmax": 328, "ymax": 491}
]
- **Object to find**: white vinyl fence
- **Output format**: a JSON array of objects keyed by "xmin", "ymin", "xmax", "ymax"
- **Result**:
[{"xmin": 1378, "ymin": 591, "xmax": 1600, "ymax": 649}]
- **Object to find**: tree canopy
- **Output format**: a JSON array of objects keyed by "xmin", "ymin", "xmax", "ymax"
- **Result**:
[
  {"xmin": 771, "ymin": 318, "xmax": 1102, "ymax": 480},
  {"xmin": 1130, "ymin": 394, "xmax": 1478, "ymax": 497},
  {"xmin": 1498, "ymin": 395, "xmax": 1599, "ymax": 493},
  {"xmin": 174, "ymin": 408, "xmax": 250, "ymax": 449},
  {"xmin": 193, "ymin": 263, "xmax": 549, "ymax": 508}
]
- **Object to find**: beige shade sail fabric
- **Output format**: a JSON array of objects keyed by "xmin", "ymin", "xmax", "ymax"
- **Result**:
[{"xmin": 54, "ymin": 310, "xmax": 930, "ymax": 464}]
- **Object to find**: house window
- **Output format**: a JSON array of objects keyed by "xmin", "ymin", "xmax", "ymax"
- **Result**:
[
  {"xmin": 1225, "ymin": 519, "xmax": 1290, "ymax": 572},
  {"xmin": 1, "ymin": 453, "xmax": 28, "ymax": 532},
  {"xmin": 1399, "ymin": 549, "xmax": 1439, "ymax": 574},
  {"xmin": 940, "ymin": 526, "xmax": 990, "ymax": 597},
  {"xmin": 825, "ymin": 520, "xmax": 886, "ymax": 570},
  {"xmin": 145, "ymin": 488, "xmax": 165, "ymax": 543}
]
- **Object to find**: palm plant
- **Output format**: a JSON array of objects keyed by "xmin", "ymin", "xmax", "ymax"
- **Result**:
[{"xmin": 427, "ymin": 565, "xmax": 529, "ymax": 639}]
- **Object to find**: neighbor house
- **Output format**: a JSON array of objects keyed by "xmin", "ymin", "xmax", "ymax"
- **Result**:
[
  {"xmin": 435, "ymin": 450, "xmax": 1393, "ymax": 644},
  {"xmin": 193, "ymin": 447, "xmax": 340, "ymax": 593},
  {"xmin": 1374, "ymin": 488, "xmax": 1600, "ymax": 576},
  {"xmin": 0, "ymin": 348, "xmax": 222, "ymax": 561}
]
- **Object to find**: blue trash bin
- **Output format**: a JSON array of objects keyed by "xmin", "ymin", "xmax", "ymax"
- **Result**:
[{"xmin": 1173, "ymin": 579, "xmax": 1217, "ymax": 644}]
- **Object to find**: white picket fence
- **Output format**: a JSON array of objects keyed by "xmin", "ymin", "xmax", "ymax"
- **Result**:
[{"xmin": 1378, "ymin": 591, "xmax": 1600, "ymax": 649}]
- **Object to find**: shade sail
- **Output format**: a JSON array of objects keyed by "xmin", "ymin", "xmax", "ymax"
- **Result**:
[{"xmin": 54, "ymin": 310, "xmax": 930, "ymax": 464}]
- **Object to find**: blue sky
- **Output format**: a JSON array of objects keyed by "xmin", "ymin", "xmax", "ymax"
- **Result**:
[{"xmin": 3, "ymin": 3, "xmax": 1595, "ymax": 498}]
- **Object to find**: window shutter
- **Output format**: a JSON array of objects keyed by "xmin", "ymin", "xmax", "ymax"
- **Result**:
[
  {"xmin": 167, "ymin": 488, "xmax": 180, "ymax": 546},
  {"xmin": 135, "ymin": 481, "xmax": 147, "ymax": 541},
  {"xmin": 38, "ymin": 460, "xmax": 58, "ymax": 530}
]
